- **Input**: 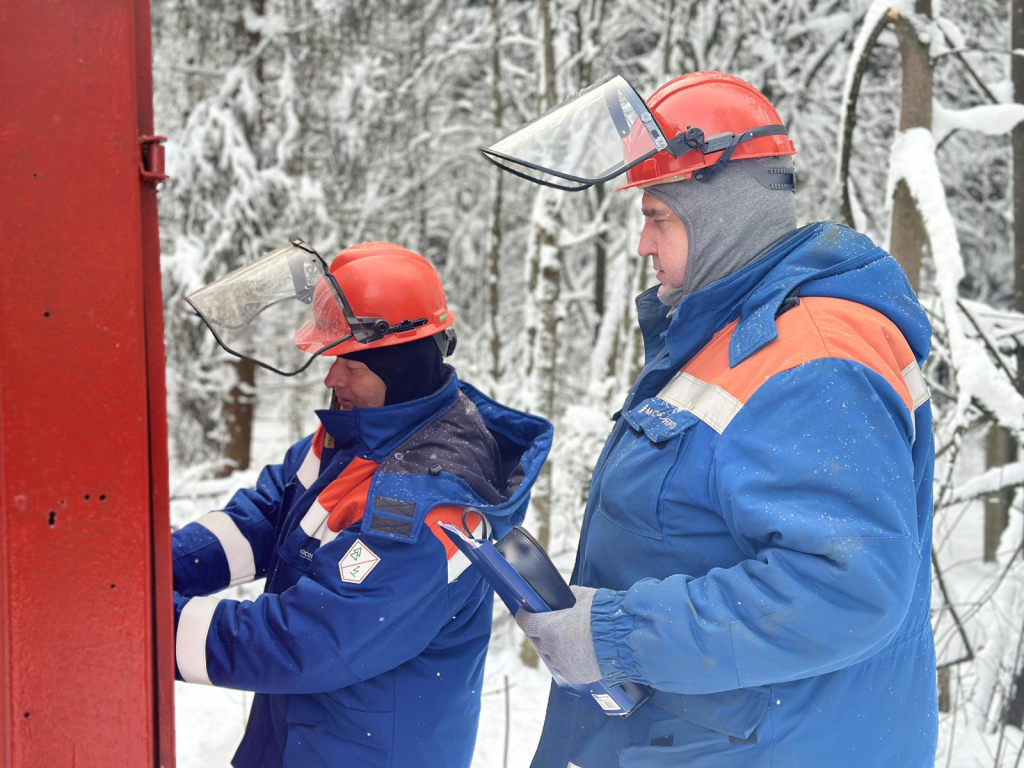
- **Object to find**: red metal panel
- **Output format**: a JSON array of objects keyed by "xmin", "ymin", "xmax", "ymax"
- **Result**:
[{"xmin": 0, "ymin": 1, "xmax": 173, "ymax": 766}]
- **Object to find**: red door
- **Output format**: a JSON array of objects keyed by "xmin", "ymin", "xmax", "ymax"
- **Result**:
[{"xmin": 0, "ymin": 1, "xmax": 175, "ymax": 765}]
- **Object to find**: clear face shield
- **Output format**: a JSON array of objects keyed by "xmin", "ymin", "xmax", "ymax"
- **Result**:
[
  {"xmin": 480, "ymin": 75, "xmax": 665, "ymax": 191},
  {"xmin": 184, "ymin": 240, "xmax": 390, "ymax": 377}
]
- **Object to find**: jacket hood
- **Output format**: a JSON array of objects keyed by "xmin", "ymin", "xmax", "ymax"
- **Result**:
[
  {"xmin": 732, "ymin": 222, "xmax": 931, "ymax": 366},
  {"xmin": 360, "ymin": 378, "xmax": 554, "ymax": 543},
  {"xmin": 652, "ymin": 222, "xmax": 931, "ymax": 370}
]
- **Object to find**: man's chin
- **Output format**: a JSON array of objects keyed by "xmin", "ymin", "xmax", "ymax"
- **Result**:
[{"xmin": 330, "ymin": 391, "xmax": 355, "ymax": 410}]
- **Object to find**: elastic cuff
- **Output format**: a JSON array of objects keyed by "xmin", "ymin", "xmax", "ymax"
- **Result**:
[
  {"xmin": 171, "ymin": 522, "xmax": 231, "ymax": 597},
  {"xmin": 590, "ymin": 588, "xmax": 637, "ymax": 685}
]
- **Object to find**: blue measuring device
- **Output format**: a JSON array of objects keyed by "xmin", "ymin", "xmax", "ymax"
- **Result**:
[{"xmin": 440, "ymin": 521, "xmax": 650, "ymax": 717}]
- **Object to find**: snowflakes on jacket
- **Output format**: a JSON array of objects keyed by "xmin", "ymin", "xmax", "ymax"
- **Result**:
[
  {"xmin": 171, "ymin": 373, "xmax": 552, "ymax": 768},
  {"xmin": 532, "ymin": 223, "xmax": 938, "ymax": 768}
]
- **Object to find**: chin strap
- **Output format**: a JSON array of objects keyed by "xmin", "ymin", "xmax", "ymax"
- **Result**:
[{"xmin": 434, "ymin": 327, "xmax": 458, "ymax": 358}]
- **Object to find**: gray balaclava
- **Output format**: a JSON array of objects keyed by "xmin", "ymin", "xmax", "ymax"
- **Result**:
[{"xmin": 646, "ymin": 156, "xmax": 797, "ymax": 309}]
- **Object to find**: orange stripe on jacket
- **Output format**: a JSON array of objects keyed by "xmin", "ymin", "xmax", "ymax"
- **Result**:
[
  {"xmin": 312, "ymin": 425, "xmax": 326, "ymax": 460},
  {"xmin": 683, "ymin": 297, "xmax": 918, "ymax": 414},
  {"xmin": 425, "ymin": 506, "xmax": 483, "ymax": 561},
  {"xmin": 323, "ymin": 457, "xmax": 379, "ymax": 533}
]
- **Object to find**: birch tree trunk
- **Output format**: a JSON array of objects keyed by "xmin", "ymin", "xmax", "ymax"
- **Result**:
[
  {"xmin": 221, "ymin": 359, "xmax": 256, "ymax": 476},
  {"xmin": 1013, "ymin": 0, "xmax": 1024, "ymax": 410},
  {"xmin": 519, "ymin": 0, "xmax": 564, "ymax": 669},
  {"xmin": 487, "ymin": 0, "xmax": 504, "ymax": 386},
  {"xmin": 528, "ymin": 0, "xmax": 562, "ymax": 555},
  {"xmin": 888, "ymin": 1, "xmax": 933, "ymax": 292},
  {"xmin": 1004, "ymin": 0, "xmax": 1024, "ymax": 726},
  {"xmin": 218, "ymin": 0, "xmax": 266, "ymax": 477},
  {"xmin": 984, "ymin": 425, "xmax": 1016, "ymax": 563}
]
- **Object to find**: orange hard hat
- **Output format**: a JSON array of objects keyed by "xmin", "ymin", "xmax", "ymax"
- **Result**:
[
  {"xmin": 621, "ymin": 72, "xmax": 796, "ymax": 190},
  {"xmin": 293, "ymin": 241, "xmax": 455, "ymax": 357}
]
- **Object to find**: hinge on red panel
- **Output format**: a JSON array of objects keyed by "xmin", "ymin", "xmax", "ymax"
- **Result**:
[{"xmin": 139, "ymin": 135, "xmax": 169, "ymax": 185}]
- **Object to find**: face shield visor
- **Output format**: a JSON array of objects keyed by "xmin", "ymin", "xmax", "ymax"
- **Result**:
[
  {"xmin": 480, "ymin": 75, "xmax": 666, "ymax": 191},
  {"xmin": 184, "ymin": 240, "xmax": 390, "ymax": 377}
]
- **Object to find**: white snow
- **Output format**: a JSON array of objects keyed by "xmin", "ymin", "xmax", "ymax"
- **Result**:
[
  {"xmin": 932, "ymin": 99, "xmax": 1024, "ymax": 144},
  {"xmin": 950, "ymin": 462, "xmax": 1024, "ymax": 506},
  {"xmin": 837, "ymin": 0, "xmax": 893, "ymax": 187},
  {"xmin": 887, "ymin": 128, "xmax": 1024, "ymax": 435}
]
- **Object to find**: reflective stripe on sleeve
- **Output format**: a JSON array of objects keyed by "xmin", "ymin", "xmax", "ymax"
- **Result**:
[
  {"xmin": 176, "ymin": 596, "xmax": 221, "ymax": 686},
  {"xmin": 195, "ymin": 511, "xmax": 257, "ymax": 586},
  {"xmin": 902, "ymin": 361, "xmax": 930, "ymax": 410},
  {"xmin": 299, "ymin": 500, "xmax": 329, "ymax": 538},
  {"xmin": 901, "ymin": 360, "xmax": 929, "ymax": 443},
  {"xmin": 296, "ymin": 444, "xmax": 320, "ymax": 488},
  {"xmin": 657, "ymin": 371, "xmax": 744, "ymax": 434},
  {"xmin": 448, "ymin": 515, "xmax": 489, "ymax": 584}
]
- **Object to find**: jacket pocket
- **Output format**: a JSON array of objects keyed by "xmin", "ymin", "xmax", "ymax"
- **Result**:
[
  {"xmin": 596, "ymin": 397, "xmax": 697, "ymax": 539},
  {"xmin": 648, "ymin": 686, "xmax": 770, "ymax": 740},
  {"xmin": 619, "ymin": 688, "xmax": 771, "ymax": 768},
  {"xmin": 284, "ymin": 695, "xmax": 394, "ymax": 766}
]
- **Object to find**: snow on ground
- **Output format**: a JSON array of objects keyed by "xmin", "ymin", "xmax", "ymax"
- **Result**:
[
  {"xmin": 174, "ymin": 682, "xmax": 251, "ymax": 766},
  {"xmin": 933, "ymin": 428, "xmax": 1024, "ymax": 767}
]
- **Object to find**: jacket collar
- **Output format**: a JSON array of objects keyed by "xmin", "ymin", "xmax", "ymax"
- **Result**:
[
  {"xmin": 315, "ymin": 368, "xmax": 460, "ymax": 458},
  {"xmin": 638, "ymin": 223, "xmax": 824, "ymax": 369}
]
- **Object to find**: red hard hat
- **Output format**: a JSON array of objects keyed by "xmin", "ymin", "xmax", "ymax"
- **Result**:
[
  {"xmin": 293, "ymin": 241, "xmax": 454, "ymax": 357},
  {"xmin": 621, "ymin": 71, "xmax": 796, "ymax": 190}
]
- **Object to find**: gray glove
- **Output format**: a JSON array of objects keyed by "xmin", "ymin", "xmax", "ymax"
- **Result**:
[{"xmin": 515, "ymin": 585, "xmax": 602, "ymax": 685}]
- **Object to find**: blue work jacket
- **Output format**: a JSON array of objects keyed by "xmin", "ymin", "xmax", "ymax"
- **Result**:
[
  {"xmin": 171, "ymin": 372, "xmax": 552, "ymax": 768},
  {"xmin": 532, "ymin": 223, "xmax": 937, "ymax": 767}
]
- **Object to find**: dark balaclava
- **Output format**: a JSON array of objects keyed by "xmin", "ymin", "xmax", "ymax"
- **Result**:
[
  {"xmin": 645, "ymin": 156, "xmax": 797, "ymax": 309},
  {"xmin": 342, "ymin": 335, "xmax": 448, "ymax": 406}
]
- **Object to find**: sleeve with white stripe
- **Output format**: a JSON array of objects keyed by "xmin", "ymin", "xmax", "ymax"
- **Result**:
[
  {"xmin": 172, "ymin": 434, "xmax": 317, "ymax": 598},
  {"xmin": 173, "ymin": 526, "xmax": 454, "ymax": 692}
]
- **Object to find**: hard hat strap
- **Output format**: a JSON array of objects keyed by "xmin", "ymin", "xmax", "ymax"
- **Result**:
[
  {"xmin": 676, "ymin": 124, "xmax": 794, "ymax": 190},
  {"xmin": 434, "ymin": 327, "xmax": 458, "ymax": 358}
]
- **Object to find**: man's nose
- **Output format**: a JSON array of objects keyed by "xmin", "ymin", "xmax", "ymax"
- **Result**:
[
  {"xmin": 637, "ymin": 227, "xmax": 655, "ymax": 258},
  {"xmin": 324, "ymin": 359, "xmax": 346, "ymax": 387}
]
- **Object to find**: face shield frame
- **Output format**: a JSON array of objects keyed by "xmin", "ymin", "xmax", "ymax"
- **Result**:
[
  {"xmin": 480, "ymin": 74, "xmax": 793, "ymax": 192},
  {"xmin": 185, "ymin": 239, "xmax": 429, "ymax": 378},
  {"xmin": 480, "ymin": 75, "xmax": 665, "ymax": 191}
]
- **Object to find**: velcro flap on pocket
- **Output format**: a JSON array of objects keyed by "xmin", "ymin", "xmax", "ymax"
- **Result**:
[
  {"xmin": 622, "ymin": 397, "xmax": 699, "ymax": 443},
  {"xmin": 649, "ymin": 687, "xmax": 770, "ymax": 740}
]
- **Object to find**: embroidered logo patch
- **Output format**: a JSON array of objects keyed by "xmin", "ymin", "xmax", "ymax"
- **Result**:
[{"xmin": 339, "ymin": 539, "xmax": 380, "ymax": 584}]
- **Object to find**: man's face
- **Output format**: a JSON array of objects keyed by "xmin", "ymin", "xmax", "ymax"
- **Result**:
[
  {"xmin": 324, "ymin": 357, "xmax": 387, "ymax": 409},
  {"xmin": 637, "ymin": 191, "xmax": 689, "ymax": 294}
]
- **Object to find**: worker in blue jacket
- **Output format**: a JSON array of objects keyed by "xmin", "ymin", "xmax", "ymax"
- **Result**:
[
  {"xmin": 173, "ymin": 240, "xmax": 552, "ymax": 768},
  {"xmin": 485, "ymin": 73, "xmax": 938, "ymax": 765}
]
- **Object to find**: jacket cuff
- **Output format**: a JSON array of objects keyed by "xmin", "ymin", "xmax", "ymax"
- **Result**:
[{"xmin": 590, "ymin": 588, "xmax": 637, "ymax": 685}]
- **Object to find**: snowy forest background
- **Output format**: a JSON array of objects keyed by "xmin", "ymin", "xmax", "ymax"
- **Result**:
[{"xmin": 152, "ymin": 0, "xmax": 1024, "ymax": 765}]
